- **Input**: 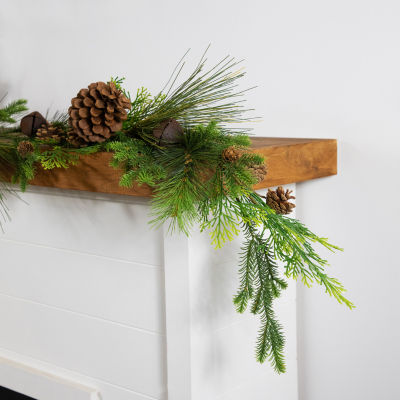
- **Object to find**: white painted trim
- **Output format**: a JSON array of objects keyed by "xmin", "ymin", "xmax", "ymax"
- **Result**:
[{"xmin": 0, "ymin": 355, "xmax": 99, "ymax": 400}]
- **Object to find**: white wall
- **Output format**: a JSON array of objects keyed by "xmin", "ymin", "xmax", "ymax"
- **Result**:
[
  {"xmin": 0, "ymin": 189, "xmax": 167, "ymax": 400},
  {"xmin": 1, "ymin": 1, "xmax": 400, "ymax": 399}
]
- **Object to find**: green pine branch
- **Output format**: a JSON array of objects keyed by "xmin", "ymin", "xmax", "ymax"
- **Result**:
[
  {"xmin": 120, "ymin": 49, "xmax": 257, "ymax": 143},
  {"xmin": 38, "ymin": 147, "xmax": 79, "ymax": 170},
  {"xmin": 107, "ymin": 138, "xmax": 166, "ymax": 187},
  {"xmin": 149, "ymin": 122, "xmax": 261, "ymax": 235},
  {"xmin": 0, "ymin": 98, "xmax": 28, "ymax": 125},
  {"xmin": 245, "ymin": 192, "xmax": 354, "ymax": 309},
  {"xmin": 234, "ymin": 221, "xmax": 288, "ymax": 373}
]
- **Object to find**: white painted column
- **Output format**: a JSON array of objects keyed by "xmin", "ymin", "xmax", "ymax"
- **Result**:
[{"xmin": 163, "ymin": 186, "xmax": 298, "ymax": 400}]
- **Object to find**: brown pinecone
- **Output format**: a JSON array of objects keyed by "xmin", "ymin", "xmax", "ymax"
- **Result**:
[
  {"xmin": 266, "ymin": 186, "xmax": 296, "ymax": 214},
  {"xmin": 68, "ymin": 81, "xmax": 131, "ymax": 143},
  {"xmin": 222, "ymin": 146, "xmax": 242, "ymax": 162},
  {"xmin": 36, "ymin": 124, "xmax": 65, "ymax": 142},
  {"xmin": 17, "ymin": 141, "xmax": 34, "ymax": 158},
  {"xmin": 249, "ymin": 163, "xmax": 267, "ymax": 183}
]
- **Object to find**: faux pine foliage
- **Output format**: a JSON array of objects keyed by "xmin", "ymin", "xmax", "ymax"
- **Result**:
[
  {"xmin": 0, "ymin": 50, "xmax": 353, "ymax": 373},
  {"xmin": 0, "ymin": 96, "xmax": 28, "ymax": 227},
  {"xmin": 0, "ymin": 97, "xmax": 28, "ymax": 125}
]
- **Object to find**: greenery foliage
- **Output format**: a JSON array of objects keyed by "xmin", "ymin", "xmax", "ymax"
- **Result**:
[
  {"xmin": 151, "ymin": 121, "xmax": 260, "ymax": 235},
  {"xmin": 0, "ymin": 50, "xmax": 352, "ymax": 373},
  {"xmin": 106, "ymin": 136, "xmax": 166, "ymax": 187},
  {"xmin": 112, "ymin": 49, "xmax": 256, "ymax": 146},
  {"xmin": 0, "ymin": 96, "xmax": 28, "ymax": 228},
  {"xmin": 0, "ymin": 97, "xmax": 28, "ymax": 125},
  {"xmin": 231, "ymin": 193, "xmax": 354, "ymax": 372}
]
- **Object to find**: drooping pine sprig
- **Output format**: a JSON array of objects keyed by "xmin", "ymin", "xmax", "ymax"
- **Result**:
[
  {"xmin": 240, "ymin": 192, "xmax": 354, "ymax": 309},
  {"xmin": 234, "ymin": 221, "xmax": 288, "ymax": 373},
  {"xmin": 230, "ymin": 194, "xmax": 352, "ymax": 372}
]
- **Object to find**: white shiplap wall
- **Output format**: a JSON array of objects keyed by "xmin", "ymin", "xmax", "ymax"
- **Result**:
[{"xmin": 0, "ymin": 187, "xmax": 167, "ymax": 400}]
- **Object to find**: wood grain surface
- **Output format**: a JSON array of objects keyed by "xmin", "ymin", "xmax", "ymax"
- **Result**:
[{"xmin": 4, "ymin": 138, "xmax": 337, "ymax": 197}]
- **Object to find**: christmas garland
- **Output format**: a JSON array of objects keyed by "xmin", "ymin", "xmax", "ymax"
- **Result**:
[{"xmin": 0, "ymin": 52, "xmax": 353, "ymax": 373}]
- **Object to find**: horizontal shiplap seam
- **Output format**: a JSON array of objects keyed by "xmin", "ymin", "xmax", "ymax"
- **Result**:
[
  {"xmin": 0, "ymin": 346, "xmax": 164, "ymax": 400},
  {"xmin": 22, "ymin": 185, "xmax": 152, "ymax": 205},
  {"xmin": 0, "ymin": 238, "xmax": 163, "ymax": 270},
  {"xmin": 0, "ymin": 292, "xmax": 166, "ymax": 336}
]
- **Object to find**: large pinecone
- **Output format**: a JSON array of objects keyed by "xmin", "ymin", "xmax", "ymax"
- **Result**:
[
  {"xmin": 266, "ymin": 186, "xmax": 296, "ymax": 214},
  {"xmin": 68, "ymin": 81, "xmax": 131, "ymax": 143}
]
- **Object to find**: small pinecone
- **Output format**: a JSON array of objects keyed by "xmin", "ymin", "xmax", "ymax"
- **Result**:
[
  {"xmin": 266, "ymin": 186, "xmax": 296, "ymax": 214},
  {"xmin": 222, "ymin": 146, "xmax": 242, "ymax": 162},
  {"xmin": 153, "ymin": 118, "xmax": 183, "ymax": 143},
  {"xmin": 17, "ymin": 141, "xmax": 34, "ymax": 158},
  {"xmin": 68, "ymin": 81, "xmax": 131, "ymax": 144},
  {"xmin": 36, "ymin": 124, "xmax": 65, "ymax": 142},
  {"xmin": 249, "ymin": 163, "xmax": 267, "ymax": 183}
]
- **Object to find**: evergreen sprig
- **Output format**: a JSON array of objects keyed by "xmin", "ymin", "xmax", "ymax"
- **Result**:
[
  {"xmin": 38, "ymin": 146, "xmax": 79, "ymax": 170},
  {"xmin": 0, "ymin": 98, "xmax": 28, "ymax": 125},
  {"xmin": 0, "ymin": 96, "xmax": 28, "ymax": 227},
  {"xmin": 234, "ymin": 221, "xmax": 287, "ymax": 372},
  {"xmin": 121, "ymin": 49, "xmax": 256, "ymax": 144},
  {"xmin": 150, "ymin": 122, "xmax": 260, "ymax": 235},
  {"xmin": 107, "ymin": 137, "xmax": 166, "ymax": 187},
  {"xmin": 239, "ymin": 193, "xmax": 354, "ymax": 308},
  {"xmin": 11, "ymin": 142, "xmax": 102, "ymax": 192},
  {"xmin": 0, "ymin": 142, "xmax": 17, "ymax": 229},
  {"xmin": 228, "ymin": 193, "xmax": 353, "ymax": 372}
]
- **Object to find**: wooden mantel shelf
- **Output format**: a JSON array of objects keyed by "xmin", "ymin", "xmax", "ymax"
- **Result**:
[{"xmin": 25, "ymin": 137, "xmax": 337, "ymax": 197}]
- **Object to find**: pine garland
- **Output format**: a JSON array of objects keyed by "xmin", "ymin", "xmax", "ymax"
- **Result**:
[{"xmin": 0, "ymin": 50, "xmax": 353, "ymax": 373}]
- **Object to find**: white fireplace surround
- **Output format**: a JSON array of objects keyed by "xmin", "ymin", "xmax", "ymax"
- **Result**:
[
  {"xmin": 0, "ymin": 352, "xmax": 99, "ymax": 400},
  {"xmin": 0, "ymin": 185, "xmax": 297, "ymax": 400}
]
